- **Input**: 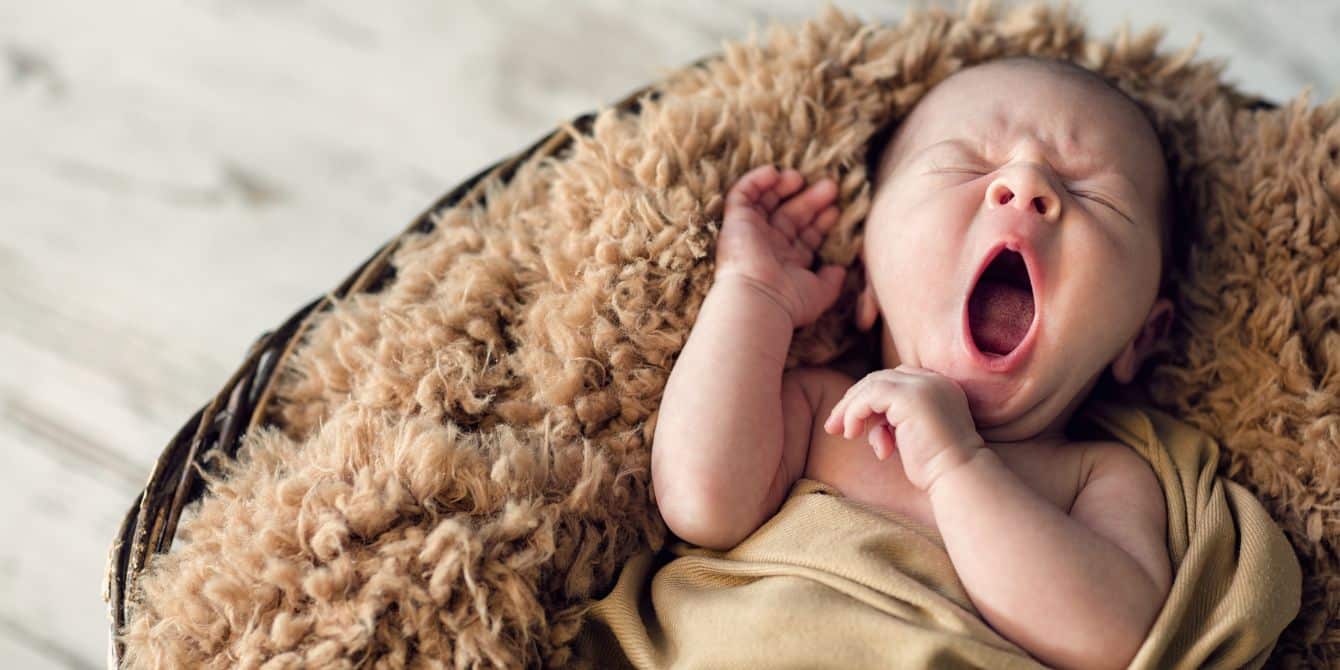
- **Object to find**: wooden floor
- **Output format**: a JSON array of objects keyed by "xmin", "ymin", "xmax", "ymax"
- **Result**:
[{"xmin": 2, "ymin": 1, "xmax": 1336, "ymax": 667}]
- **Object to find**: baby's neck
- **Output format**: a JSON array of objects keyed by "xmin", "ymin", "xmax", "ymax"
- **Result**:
[{"xmin": 824, "ymin": 328, "xmax": 1096, "ymax": 447}]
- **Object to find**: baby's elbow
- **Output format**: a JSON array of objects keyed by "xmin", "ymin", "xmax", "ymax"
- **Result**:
[
  {"xmin": 653, "ymin": 462, "xmax": 769, "ymax": 550},
  {"xmin": 1043, "ymin": 632, "xmax": 1141, "ymax": 670},
  {"xmin": 1081, "ymin": 630, "xmax": 1145, "ymax": 670},
  {"xmin": 657, "ymin": 497, "xmax": 749, "ymax": 550},
  {"xmin": 1098, "ymin": 569, "xmax": 1169, "ymax": 669},
  {"xmin": 1071, "ymin": 607, "xmax": 1162, "ymax": 670},
  {"xmin": 1043, "ymin": 590, "xmax": 1163, "ymax": 670}
]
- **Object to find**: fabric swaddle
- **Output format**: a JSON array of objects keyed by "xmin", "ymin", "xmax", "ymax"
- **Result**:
[{"xmin": 573, "ymin": 399, "xmax": 1301, "ymax": 669}]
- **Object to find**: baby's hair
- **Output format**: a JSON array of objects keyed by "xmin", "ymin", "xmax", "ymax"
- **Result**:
[{"xmin": 863, "ymin": 56, "xmax": 1187, "ymax": 301}]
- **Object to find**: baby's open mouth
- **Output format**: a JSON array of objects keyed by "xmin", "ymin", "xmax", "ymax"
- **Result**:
[{"xmin": 967, "ymin": 249, "xmax": 1035, "ymax": 356}]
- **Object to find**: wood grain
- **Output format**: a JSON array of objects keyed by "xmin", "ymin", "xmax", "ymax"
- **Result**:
[{"xmin": 1, "ymin": 1, "xmax": 1334, "ymax": 667}]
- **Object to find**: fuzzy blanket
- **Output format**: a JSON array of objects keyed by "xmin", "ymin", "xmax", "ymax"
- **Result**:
[
  {"xmin": 572, "ymin": 399, "xmax": 1301, "ymax": 669},
  {"xmin": 118, "ymin": 2, "xmax": 1340, "ymax": 667}
]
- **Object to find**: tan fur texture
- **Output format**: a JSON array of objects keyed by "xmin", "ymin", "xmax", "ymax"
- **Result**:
[{"xmin": 118, "ymin": 2, "xmax": 1340, "ymax": 667}]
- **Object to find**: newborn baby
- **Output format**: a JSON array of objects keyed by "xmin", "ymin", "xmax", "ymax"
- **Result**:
[{"xmin": 652, "ymin": 57, "xmax": 1175, "ymax": 670}]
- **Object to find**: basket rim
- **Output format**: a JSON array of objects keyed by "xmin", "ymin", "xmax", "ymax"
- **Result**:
[
  {"xmin": 99, "ymin": 60, "xmax": 690, "ymax": 666},
  {"xmin": 101, "ymin": 34, "xmax": 1287, "ymax": 666}
]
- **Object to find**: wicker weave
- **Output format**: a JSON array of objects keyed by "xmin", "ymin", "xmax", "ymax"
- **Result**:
[
  {"xmin": 97, "ymin": 69, "xmax": 691, "ymax": 668},
  {"xmin": 102, "ymin": 25, "xmax": 1305, "ymax": 666}
]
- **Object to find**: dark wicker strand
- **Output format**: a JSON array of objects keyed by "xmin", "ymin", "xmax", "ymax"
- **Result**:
[
  {"xmin": 104, "ymin": 45, "xmax": 1284, "ymax": 666},
  {"xmin": 101, "ymin": 73, "xmax": 669, "ymax": 668}
]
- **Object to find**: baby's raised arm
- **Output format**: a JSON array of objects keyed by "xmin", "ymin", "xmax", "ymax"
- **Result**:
[
  {"xmin": 651, "ymin": 273, "xmax": 798, "ymax": 549},
  {"xmin": 651, "ymin": 166, "xmax": 844, "ymax": 550}
]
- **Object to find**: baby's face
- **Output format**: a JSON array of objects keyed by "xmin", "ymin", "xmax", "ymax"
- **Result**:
[{"xmin": 861, "ymin": 59, "xmax": 1170, "ymax": 442}]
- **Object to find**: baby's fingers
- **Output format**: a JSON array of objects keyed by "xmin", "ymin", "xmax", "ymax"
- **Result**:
[
  {"xmin": 842, "ymin": 401, "xmax": 877, "ymax": 440},
  {"xmin": 834, "ymin": 388, "xmax": 881, "ymax": 440},
  {"xmin": 726, "ymin": 166, "xmax": 804, "ymax": 216},
  {"xmin": 773, "ymin": 178, "xmax": 836, "ymax": 241},
  {"xmin": 823, "ymin": 385, "xmax": 857, "ymax": 434},
  {"xmin": 843, "ymin": 386, "xmax": 901, "ymax": 440},
  {"xmin": 868, "ymin": 421, "xmax": 896, "ymax": 461},
  {"xmin": 799, "ymin": 206, "xmax": 840, "ymax": 249},
  {"xmin": 824, "ymin": 378, "xmax": 868, "ymax": 435}
]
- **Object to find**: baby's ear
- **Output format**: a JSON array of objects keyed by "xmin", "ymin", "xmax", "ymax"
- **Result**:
[
  {"xmin": 1110, "ymin": 298, "xmax": 1175, "ymax": 384},
  {"xmin": 855, "ymin": 262, "xmax": 879, "ymax": 332}
]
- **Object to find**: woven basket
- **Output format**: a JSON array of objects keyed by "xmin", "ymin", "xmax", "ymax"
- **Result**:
[
  {"xmin": 97, "ymin": 64, "xmax": 708, "ymax": 668},
  {"xmin": 102, "ymin": 18, "xmax": 1314, "ymax": 666}
]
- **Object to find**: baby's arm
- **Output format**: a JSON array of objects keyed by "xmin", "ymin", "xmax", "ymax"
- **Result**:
[
  {"xmin": 652, "ymin": 166, "xmax": 844, "ymax": 550},
  {"xmin": 929, "ymin": 442, "xmax": 1172, "ymax": 670},
  {"xmin": 651, "ymin": 276, "xmax": 799, "ymax": 549}
]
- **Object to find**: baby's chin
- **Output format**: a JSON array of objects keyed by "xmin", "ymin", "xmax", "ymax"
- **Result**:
[
  {"xmin": 954, "ymin": 373, "xmax": 1055, "ymax": 442},
  {"xmin": 876, "ymin": 325, "xmax": 1071, "ymax": 442},
  {"xmin": 957, "ymin": 367, "xmax": 1099, "ymax": 444}
]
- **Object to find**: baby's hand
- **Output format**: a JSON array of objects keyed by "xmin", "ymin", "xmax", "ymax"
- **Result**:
[
  {"xmin": 715, "ymin": 165, "xmax": 846, "ymax": 328},
  {"xmin": 822, "ymin": 365, "xmax": 985, "ymax": 493}
]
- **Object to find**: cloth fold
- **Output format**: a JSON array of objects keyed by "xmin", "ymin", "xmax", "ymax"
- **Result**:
[{"xmin": 573, "ymin": 400, "xmax": 1301, "ymax": 669}]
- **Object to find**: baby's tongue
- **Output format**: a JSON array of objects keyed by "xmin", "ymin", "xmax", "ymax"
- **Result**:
[{"xmin": 968, "ymin": 279, "xmax": 1034, "ymax": 355}]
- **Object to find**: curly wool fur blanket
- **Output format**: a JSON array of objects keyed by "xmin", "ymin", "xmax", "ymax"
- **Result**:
[{"xmin": 118, "ymin": 2, "xmax": 1340, "ymax": 667}]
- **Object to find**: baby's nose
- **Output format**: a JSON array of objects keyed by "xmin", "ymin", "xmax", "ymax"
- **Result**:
[{"xmin": 985, "ymin": 169, "xmax": 1060, "ymax": 221}]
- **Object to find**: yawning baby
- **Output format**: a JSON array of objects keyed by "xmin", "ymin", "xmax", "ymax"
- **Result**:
[{"xmin": 652, "ymin": 56, "xmax": 1179, "ymax": 669}]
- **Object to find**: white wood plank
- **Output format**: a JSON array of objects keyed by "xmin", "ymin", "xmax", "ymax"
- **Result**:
[
  {"xmin": 0, "ymin": 612, "xmax": 97, "ymax": 670},
  {"xmin": 0, "ymin": 414, "xmax": 134, "ymax": 670},
  {"xmin": 0, "ymin": 633, "xmax": 74, "ymax": 670},
  {"xmin": 0, "ymin": 1, "xmax": 1335, "ymax": 667}
]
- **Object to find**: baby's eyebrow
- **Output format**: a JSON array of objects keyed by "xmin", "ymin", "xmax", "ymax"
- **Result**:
[
  {"xmin": 914, "ymin": 134, "xmax": 1148, "ymax": 217},
  {"xmin": 912, "ymin": 138, "xmax": 979, "ymax": 161},
  {"xmin": 921, "ymin": 135, "xmax": 1143, "ymax": 192}
]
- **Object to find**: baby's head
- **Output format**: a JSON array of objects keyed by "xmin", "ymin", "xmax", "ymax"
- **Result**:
[{"xmin": 857, "ymin": 56, "xmax": 1179, "ymax": 442}]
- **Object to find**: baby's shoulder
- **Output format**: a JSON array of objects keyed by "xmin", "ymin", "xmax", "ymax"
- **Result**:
[
  {"xmin": 990, "ymin": 438, "xmax": 1153, "ymax": 517},
  {"xmin": 1068, "ymin": 438, "xmax": 1172, "ymax": 594},
  {"xmin": 1070, "ymin": 439, "xmax": 1166, "ymax": 522},
  {"xmin": 1076, "ymin": 440, "xmax": 1159, "ymax": 490}
]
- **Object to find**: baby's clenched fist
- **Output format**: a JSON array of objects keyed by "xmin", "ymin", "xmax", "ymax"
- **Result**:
[
  {"xmin": 714, "ymin": 165, "xmax": 846, "ymax": 328},
  {"xmin": 823, "ymin": 365, "xmax": 986, "ymax": 493}
]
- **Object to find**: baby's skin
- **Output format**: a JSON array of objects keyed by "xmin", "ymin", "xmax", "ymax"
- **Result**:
[{"xmin": 652, "ymin": 59, "xmax": 1176, "ymax": 670}]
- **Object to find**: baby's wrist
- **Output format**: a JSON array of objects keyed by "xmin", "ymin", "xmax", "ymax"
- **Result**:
[
  {"xmin": 712, "ymin": 272, "xmax": 800, "ymax": 328},
  {"xmin": 924, "ymin": 439, "xmax": 991, "ymax": 498}
]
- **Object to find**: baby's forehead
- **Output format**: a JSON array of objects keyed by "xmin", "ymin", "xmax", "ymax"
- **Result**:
[
  {"xmin": 917, "ymin": 61, "xmax": 1147, "ymax": 142},
  {"xmin": 880, "ymin": 59, "xmax": 1165, "ymax": 186}
]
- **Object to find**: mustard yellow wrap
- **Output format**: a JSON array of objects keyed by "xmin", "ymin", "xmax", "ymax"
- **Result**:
[{"xmin": 573, "ymin": 400, "xmax": 1302, "ymax": 669}]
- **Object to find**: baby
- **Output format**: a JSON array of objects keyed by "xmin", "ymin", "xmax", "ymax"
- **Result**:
[{"xmin": 652, "ymin": 57, "xmax": 1176, "ymax": 670}]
